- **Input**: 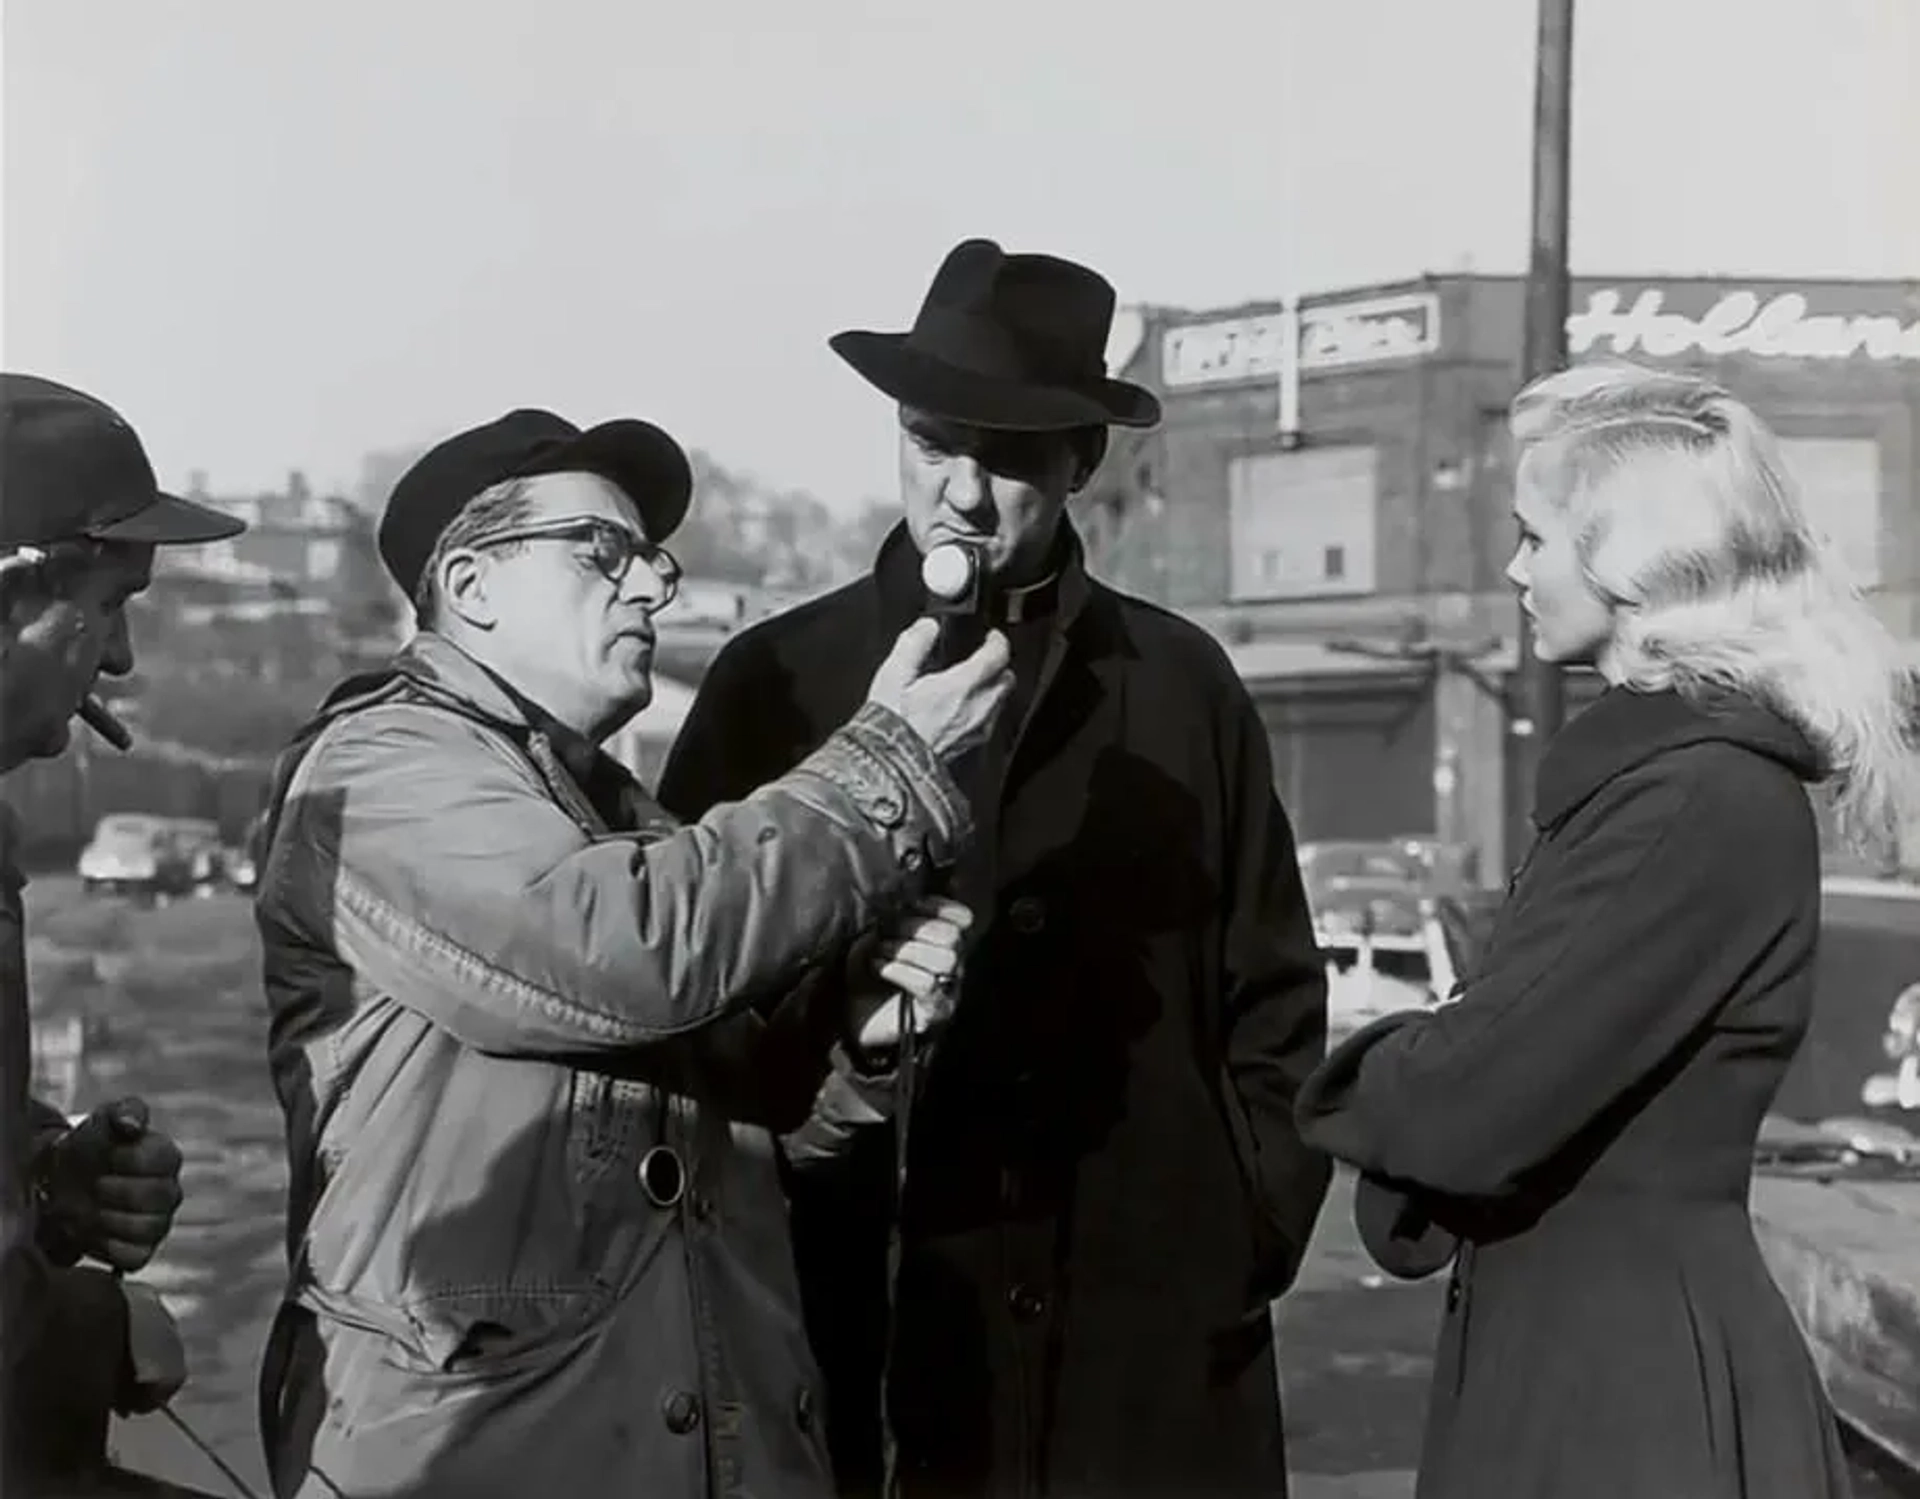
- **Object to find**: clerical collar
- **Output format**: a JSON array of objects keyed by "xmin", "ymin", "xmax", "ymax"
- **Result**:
[{"xmin": 995, "ymin": 569, "xmax": 1062, "ymax": 626}]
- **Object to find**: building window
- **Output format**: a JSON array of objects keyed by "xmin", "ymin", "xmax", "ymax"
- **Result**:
[
  {"xmin": 1228, "ymin": 446, "xmax": 1379, "ymax": 600},
  {"xmin": 1777, "ymin": 437, "xmax": 1881, "ymax": 589}
]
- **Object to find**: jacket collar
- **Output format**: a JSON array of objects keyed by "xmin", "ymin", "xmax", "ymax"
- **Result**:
[
  {"xmin": 318, "ymin": 633, "xmax": 634, "ymax": 815},
  {"xmin": 1532, "ymin": 682, "xmax": 1823, "ymax": 830},
  {"xmin": 393, "ymin": 632, "xmax": 534, "ymax": 728}
]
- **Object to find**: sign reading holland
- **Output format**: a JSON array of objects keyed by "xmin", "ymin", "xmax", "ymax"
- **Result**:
[
  {"xmin": 1162, "ymin": 292, "xmax": 1441, "ymax": 389},
  {"xmin": 1568, "ymin": 288, "xmax": 1920, "ymax": 363}
]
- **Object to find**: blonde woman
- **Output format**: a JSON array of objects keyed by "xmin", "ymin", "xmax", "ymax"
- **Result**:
[{"xmin": 1295, "ymin": 360, "xmax": 1918, "ymax": 1499}]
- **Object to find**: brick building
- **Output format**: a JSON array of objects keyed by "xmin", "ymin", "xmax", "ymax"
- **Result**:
[
  {"xmin": 1087, "ymin": 274, "xmax": 1920, "ymax": 882},
  {"xmin": 180, "ymin": 471, "xmax": 396, "ymax": 614}
]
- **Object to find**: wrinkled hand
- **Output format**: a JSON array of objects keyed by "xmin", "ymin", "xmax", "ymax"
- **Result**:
[
  {"xmin": 847, "ymin": 897, "xmax": 973, "ymax": 1054},
  {"xmin": 864, "ymin": 617, "xmax": 1013, "ymax": 763},
  {"xmin": 41, "ymin": 1097, "xmax": 185, "ymax": 1272}
]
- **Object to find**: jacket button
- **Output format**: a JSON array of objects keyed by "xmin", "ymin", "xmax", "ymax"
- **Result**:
[
  {"xmin": 662, "ymin": 1389, "xmax": 702, "ymax": 1434},
  {"xmin": 638, "ymin": 1144, "xmax": 686, "ymax": 1209},
  {"xmin": 901, "ymin": 846, "xmax": 926, "ymax": 872},
  {"xmin": 870, "ymin": 793, "xmax": 905, "ymax": 826},
  {"xmin": 1007, "ymin": 1283, "xmax": 1047, "ymax": 1322},
  {"xmin": 1007, "ymin": 896, "xmax": 1046, "ymax": 934}
]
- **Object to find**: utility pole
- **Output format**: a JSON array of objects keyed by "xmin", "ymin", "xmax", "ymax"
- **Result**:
[{"xmin": 1507, "ymin": 0, "xmax": 1576, "ymax": 865}]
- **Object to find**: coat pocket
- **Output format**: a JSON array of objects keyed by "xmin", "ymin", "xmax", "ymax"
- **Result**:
[
  {"xmin": 1215, "ymin": 1066, "xmax": 1284, "ymax": 1276},
  {"xmin": 381, "ymin": 1283, "xmax": 614, "ymax": 1385}
]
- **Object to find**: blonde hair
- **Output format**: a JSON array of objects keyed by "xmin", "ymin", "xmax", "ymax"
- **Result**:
[{"xmin": 1509, "ymin": 359, "xmax": 1920, "ymax": 858}]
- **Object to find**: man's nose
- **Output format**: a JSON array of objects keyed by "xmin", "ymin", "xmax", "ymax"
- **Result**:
[
  {"xmin": 621, "ymin": 562, "xmax": 669, "ymax": 611},
  {"xmin": 1503, "ymin": 549, "xmax": 1527, "ymax": 590},
  {"xmin": 99, "ymin": 612, "xmax": 135, "ymax": 676},
  {"xmin": 944, "ymin": 458, "xmax": 991, "ymax": 515}
]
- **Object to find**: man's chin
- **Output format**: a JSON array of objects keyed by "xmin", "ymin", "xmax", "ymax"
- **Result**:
[
  {"xmin": 0, "ymin": 718, "xmax": 66, "ymax": 769},
  {"xmin": 594, "ymin": 681, "xmax": 655, "ymax": 741}
]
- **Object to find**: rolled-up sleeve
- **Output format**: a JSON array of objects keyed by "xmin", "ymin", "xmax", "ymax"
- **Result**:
[{"xmin": 272, "ymin": 700, "xmax": 970, "ymax": 1059}]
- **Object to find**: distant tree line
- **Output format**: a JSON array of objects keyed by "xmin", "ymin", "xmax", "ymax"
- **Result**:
[{"xmin": 358, "ymin": 444, "xmax": 904, "ymax": 595}]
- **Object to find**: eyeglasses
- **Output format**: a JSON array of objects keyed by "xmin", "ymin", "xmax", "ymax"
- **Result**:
[{"xmin": 471, "ymin": 517, "xmax": 682, "ymax": 609}]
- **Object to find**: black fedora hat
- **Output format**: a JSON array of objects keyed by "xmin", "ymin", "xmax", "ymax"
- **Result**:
[{"xmin": 830, "ymin": 239, "xmax": 1161, "ymax": 432}]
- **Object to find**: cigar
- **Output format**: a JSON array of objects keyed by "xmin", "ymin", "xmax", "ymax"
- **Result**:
[{"xmin": 79, "ymin": 694, "xmax": 133, "ymax": 751}]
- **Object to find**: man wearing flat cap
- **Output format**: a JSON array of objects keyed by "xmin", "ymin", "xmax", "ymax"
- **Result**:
[
  {"xmin": 252, "ymin": 407, "xmax": 1014, "ymax": 1498},
  {"xmin": 661, "ymin": 241, "xmax": 1333, "ymax": 1497},
  {"xmin": 2, "ymin": 373, "xmax": 246, "ymax": 1494}
]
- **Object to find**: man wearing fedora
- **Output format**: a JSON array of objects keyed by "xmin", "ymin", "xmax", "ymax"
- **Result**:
[
  {"xmin": 660, "ymin": 240, "xmax": 1333, "ymax": 1497},
  {"xmin": 251, "ymin": 406, "xmax": 1013, "ymax": 1498}
]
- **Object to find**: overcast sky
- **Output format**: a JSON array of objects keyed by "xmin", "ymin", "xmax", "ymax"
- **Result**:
[{"xmin": 3, "ymin": 0, "xmax": 1914, "ymax": 512}]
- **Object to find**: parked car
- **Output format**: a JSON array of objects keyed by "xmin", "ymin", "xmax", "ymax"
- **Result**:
[
  {"xmin": 170, "ymin": 817, "xmax": 225, "ymax": 891},
  {"xmin": 221, "ymin": 811, "xmax": 268, "ymax": 892},
  {"xmin": 77, "ymin": 813, "xmax": 223, "ymax": 898},
  {"xmin": 221, "ymin": 842, "xmax": 258, "ymax": 892},
  {"xmin": 1297, "ymin": 838, "xmax": 1467, "ymax": 1013},
  {"xmin": 1298, "ymin": 838, "xmax": 1432, "ymax": 935}
]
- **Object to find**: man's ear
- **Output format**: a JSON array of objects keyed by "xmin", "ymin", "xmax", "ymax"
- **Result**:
[{"xmin": 439, "ymin": 551, "xmax": 498, "ymax": 630}]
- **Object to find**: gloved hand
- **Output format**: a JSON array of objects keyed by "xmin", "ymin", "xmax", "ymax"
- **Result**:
[{"xmin": 38, "ymin": 1097, "xmax": 185, "ymax": 1271}]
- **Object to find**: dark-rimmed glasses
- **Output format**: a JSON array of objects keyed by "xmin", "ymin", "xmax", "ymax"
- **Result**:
[{"xmin": 470, "ymin": 516, "xmax": 682, "ymax": 609}]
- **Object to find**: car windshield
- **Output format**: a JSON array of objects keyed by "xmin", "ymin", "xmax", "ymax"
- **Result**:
[
  {"xmin": 92, "ymin": 815, "xmax": 171, "ymax": 844},
  {"xmin": 1301, "ymin": 843, "xmax": 1427, "ymax": 885}
]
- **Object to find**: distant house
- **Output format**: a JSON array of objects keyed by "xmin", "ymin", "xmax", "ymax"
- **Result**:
[
  {"xmin": 161, "ymin": 472, "xmax": 406, "ymax": 651},
  {"xmin": 670, "ymin": 578, "xmax": 752, "ymax": 629}
]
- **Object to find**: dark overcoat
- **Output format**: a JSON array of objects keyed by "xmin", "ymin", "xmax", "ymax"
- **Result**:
[
  {"xmin": 2, "ymin": 808, "xmax": 184, "ymax": 1493},
  {"xmin": 1296, "ymin": 686, "xmax": 1856, "ymax": 1499},
  {"xmin": 659, "ymin": 523, "xmax": 1332, "ymax": 1499}
]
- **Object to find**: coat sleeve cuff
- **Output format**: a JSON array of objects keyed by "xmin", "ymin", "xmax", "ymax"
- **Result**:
[
  {"xmin": 1352, "ymin": 1172, "xmax": 1460, "ymax": 1279},
  {"xmin": 781, "ymin": 1045, "xmax": 898, "ymax": 1165},
  {"xmin": 1293, "ymin": 1013, "xmax": 1421, "ymax": 1141},
  {"xmin": 27, "ymin": 1119, "xmax": 84, "ymax": 1269},
  {"xmin": 799, "ymin": 703, "xmax": 972, "ymax": 870}
]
